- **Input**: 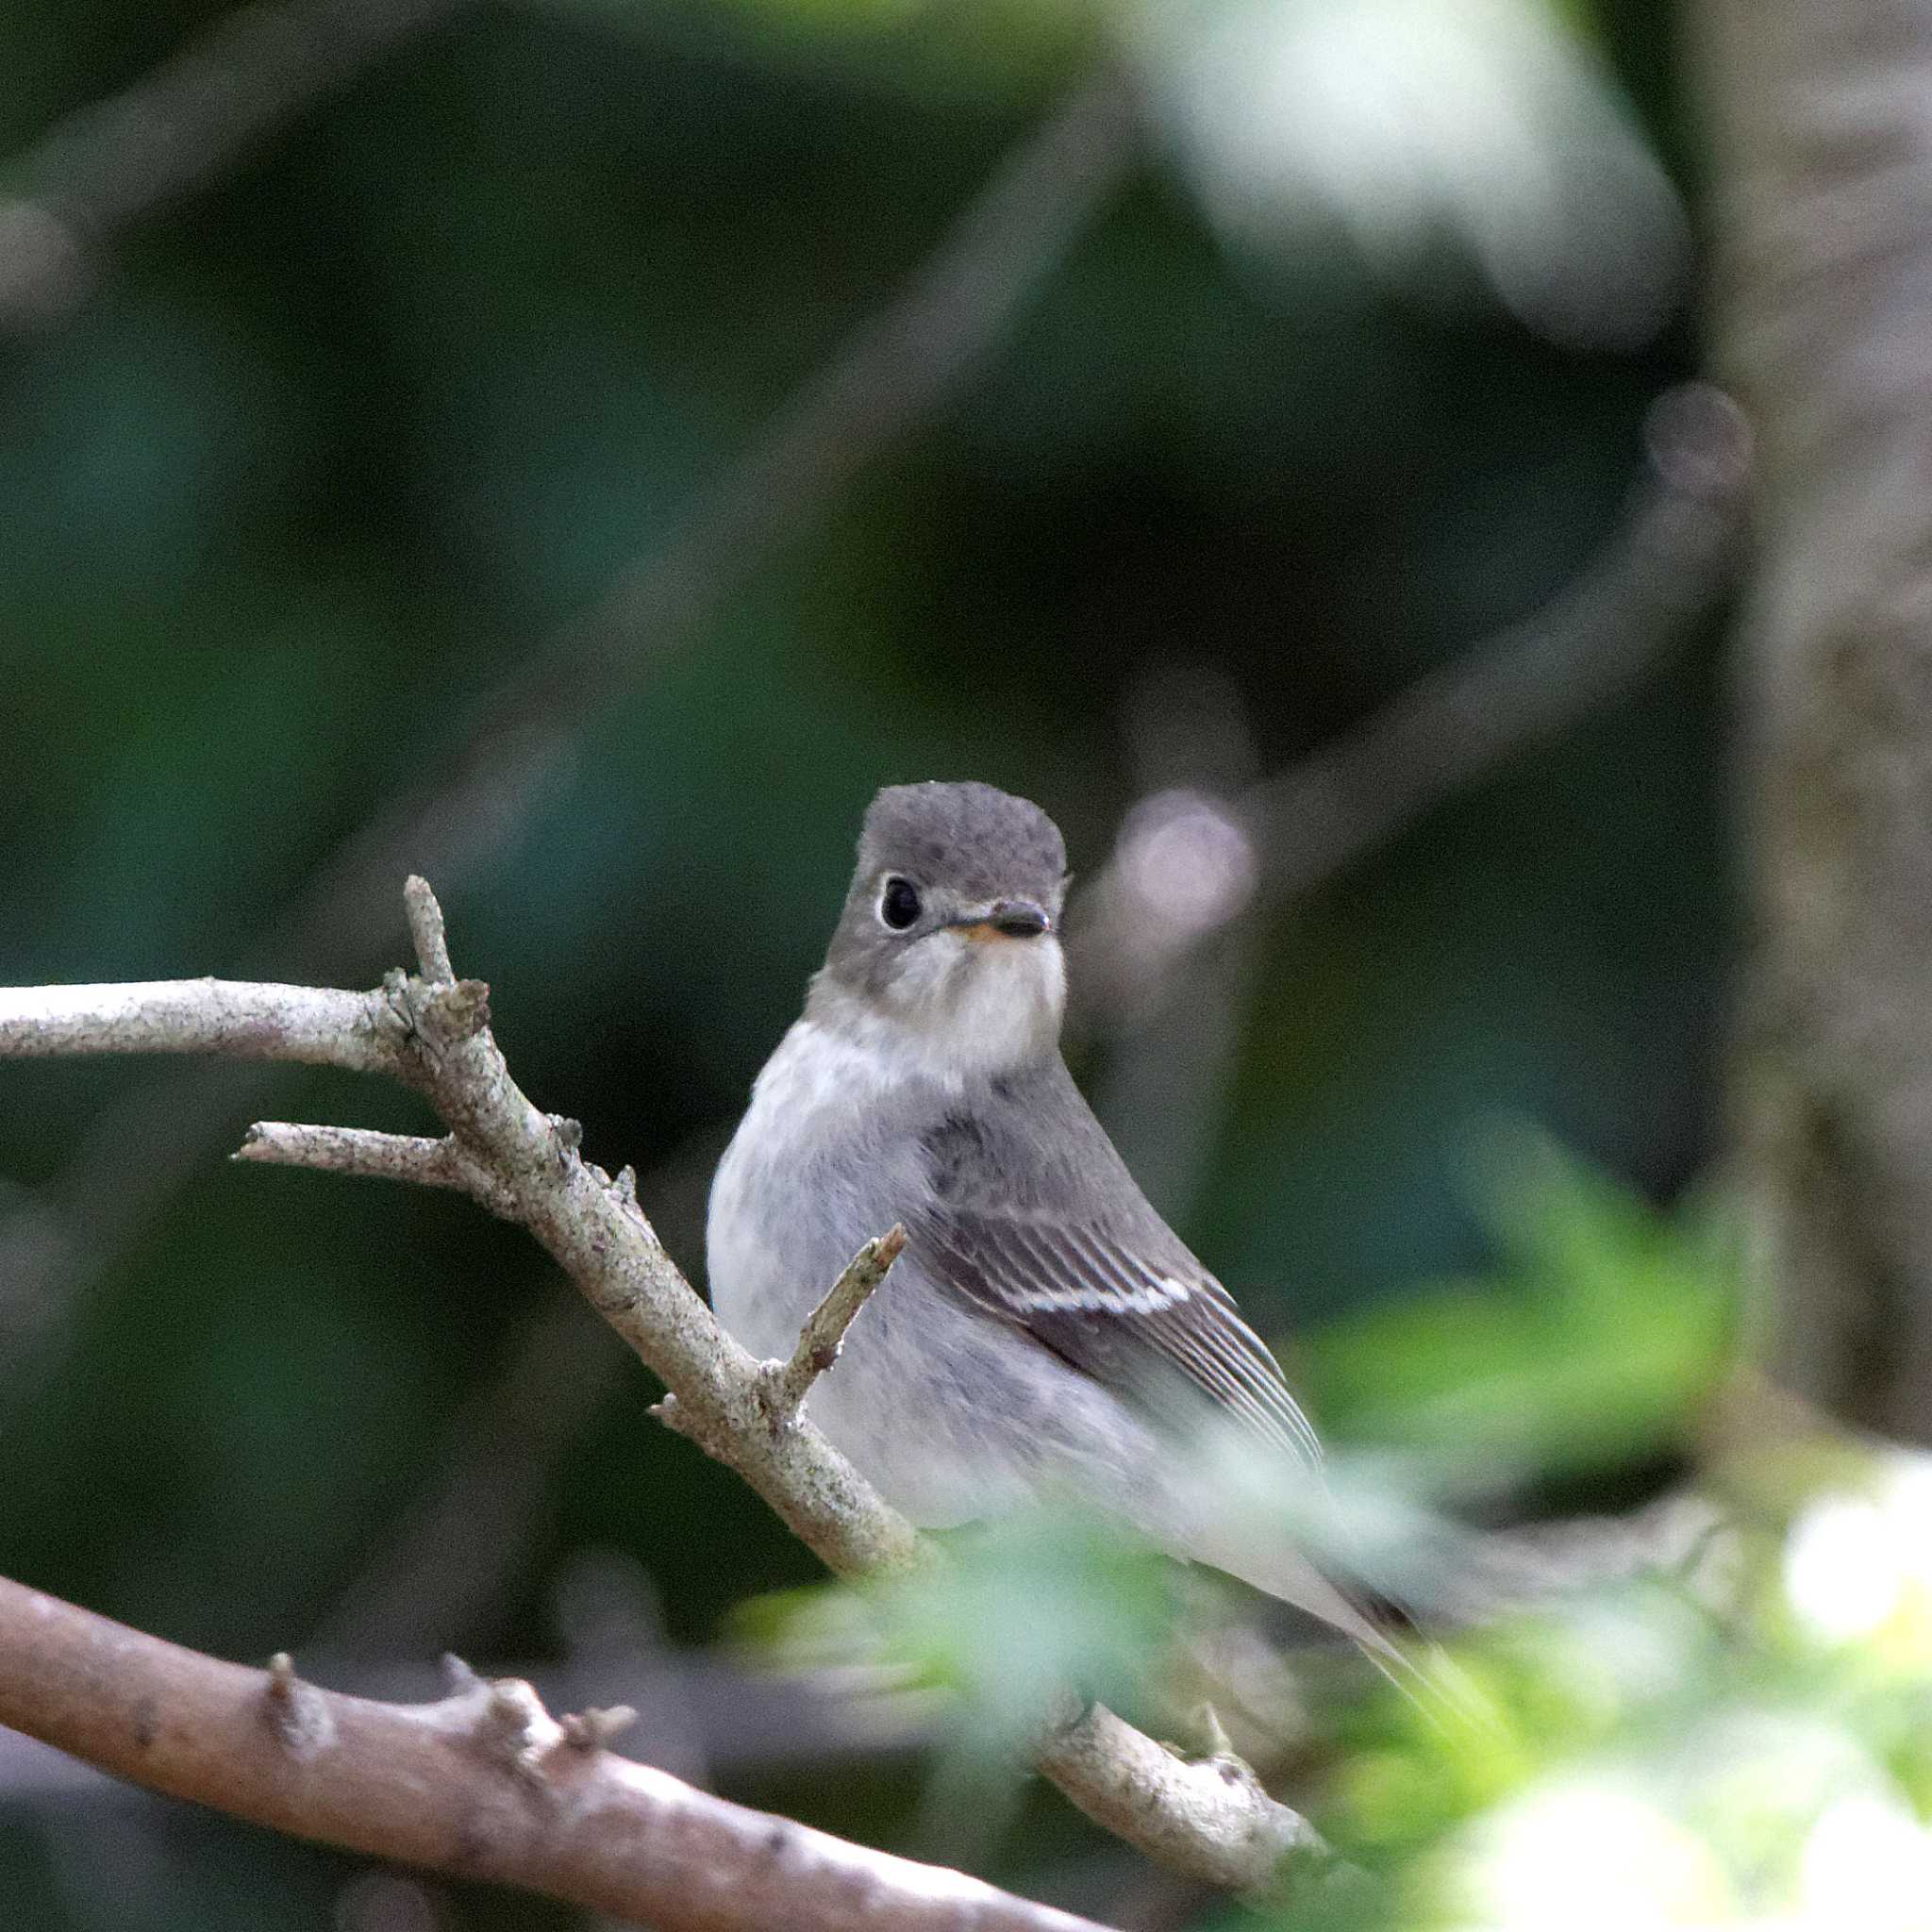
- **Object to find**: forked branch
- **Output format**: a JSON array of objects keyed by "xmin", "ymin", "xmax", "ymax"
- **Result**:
[{"xmin": 0, "ymin": 878, "xmax": 1335, "ymax": 1896}]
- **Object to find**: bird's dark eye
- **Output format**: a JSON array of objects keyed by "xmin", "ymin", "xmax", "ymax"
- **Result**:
[{"xmin": 878, "ymin": 876, "xmax": 923, "ymax": 930}]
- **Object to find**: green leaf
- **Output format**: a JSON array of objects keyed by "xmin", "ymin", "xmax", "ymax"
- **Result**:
[{"xmin": 1302, "ymin": 1127, "xmax": 1737, "ymax": 1478}]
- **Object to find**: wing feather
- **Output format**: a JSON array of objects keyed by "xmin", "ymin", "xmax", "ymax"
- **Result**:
[{"xmin": 913, "ymin": 1073, "xmax": 1322, "ymax": 1471}]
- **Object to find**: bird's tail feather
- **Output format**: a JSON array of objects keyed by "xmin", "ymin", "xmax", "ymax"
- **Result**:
[{"xmin": 1186, "ymin": 1519, "xmax": 1491, "ymax": 1734}]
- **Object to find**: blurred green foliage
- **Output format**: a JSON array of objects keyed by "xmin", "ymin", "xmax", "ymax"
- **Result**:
[
  {"xmin": 1305, "ymin": 1127, "xmax": 1736, "ymax": 1481},
  {"xmin": 0, "ymin": 0, "xmax": 1750, "ymax": 1924},
  {"xmin": 1297, "ymin": 1459, "xmax": 1932, "ymax": 1932}
]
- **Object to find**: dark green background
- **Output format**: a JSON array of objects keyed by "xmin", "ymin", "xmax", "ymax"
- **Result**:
[{"xmin": 0, "ymin": 1, "xmax": 1723, "ymax": 1923}]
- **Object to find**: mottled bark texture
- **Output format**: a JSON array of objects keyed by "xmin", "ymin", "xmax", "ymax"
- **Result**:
[{"xmin": 1704, "ymin": 0, "xmax": 1932, "ymax": 1436}]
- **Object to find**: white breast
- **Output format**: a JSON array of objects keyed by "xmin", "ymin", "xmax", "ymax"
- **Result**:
[
  {"xmin": 706, "ymin": 1005, "xmax": 1253, "ymax": 1541},
  {"xmin": 707, "ymin": 1019, "xmax": 900, "ymax": 1357}
]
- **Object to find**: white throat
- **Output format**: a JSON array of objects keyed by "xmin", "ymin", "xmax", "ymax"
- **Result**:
[{"xmin": 811, "ymin": 930, "xmax": 1065, "ymax": 1092}]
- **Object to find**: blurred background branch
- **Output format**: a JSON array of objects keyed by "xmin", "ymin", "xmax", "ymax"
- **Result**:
[
  {"xmin": 1071, "ymin": 380, "xmax": 1752, "ymax": 1035},
  {"xmin": 0, "ymin": 0, "xmax": 477, "ymax": 330}
]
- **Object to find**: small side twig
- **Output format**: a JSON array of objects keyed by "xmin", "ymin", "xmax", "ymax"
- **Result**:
[
  {"xmin": 262, "ymin": 1651, "xmax": 335, "ymax": 1760},
  {"xmin": 558, "ymin": 1704, "xmax": 639, "ymax": 1755},
  {"xmin": 235, "ymin": 1124, "xmax": 513, "ymax": 1216},
  {"xmin": 758, "ymin": 1227, "xmax": 908, "ymax": 1431},
  {"xmin": 404, "ymin": 875, "xmax": 456, "ymax": 984}
]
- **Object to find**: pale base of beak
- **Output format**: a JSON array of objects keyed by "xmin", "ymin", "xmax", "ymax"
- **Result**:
[{"xmin": 950, "ymin": 901, "xmax": 1053, "ymax": 943}]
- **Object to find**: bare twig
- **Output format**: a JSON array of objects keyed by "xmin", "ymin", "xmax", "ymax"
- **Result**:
[
  {"xmin": 0, "ymin": 979, "xmax": 391, "ymax": 1071},
  {"xmin": 0, "ymin": 0, "xmax": 475, "ymax": 330},
  {"xmin": 405, "ymin": 874, "xmax": 457, "ymax": 984},
  {"xmin": 0, "ymin": 1574, "xmax": 1107, "ymax": 1932},
  {"xmin": 236, "ymin": 1124, "xmax": 515, "ymax": 1214},
  {"xmin": 759, "ymin": 1227, "xmax": 909, "ymax": 1430},
  {"xmin": 558, "ymin": 1703, "xmax": 639, "ymax": 1753},
  {"xmin": 3, "ymin": 961, "xmax": 918, "ymax": 1578},
  {"xmin": 0, "ymin": 885, "xmax": 1328, "ymax": 1890}
]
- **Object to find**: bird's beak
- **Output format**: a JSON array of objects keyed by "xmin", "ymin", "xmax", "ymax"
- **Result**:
[{"xmin": 952, "ymin": 899, "xmax": 1053, "ymax": 942}]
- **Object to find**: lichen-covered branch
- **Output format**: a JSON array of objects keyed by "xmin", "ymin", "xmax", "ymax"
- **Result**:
[
  {"xmin": 0, "ymin": 879, "xmax": 1324, "ymax": 1891},
  {"xmin": 0, "ymin": 1573, "xmax": 1106, "ymax": 1932},
  {"xmin": 0, "ymin": 958, "xmax": 920, "ymax": 1583},
  {"xmin": 0, "ymin": 978, "xmax": 392, "ymax": 1072}
]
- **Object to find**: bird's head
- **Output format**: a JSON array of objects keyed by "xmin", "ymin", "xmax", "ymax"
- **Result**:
[{"xmin": 811, "ymin": 780, "xmax": 1070, "ymax": 1077}]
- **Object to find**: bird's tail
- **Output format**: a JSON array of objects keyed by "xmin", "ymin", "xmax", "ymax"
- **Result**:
[{"xmin": 1182, "ymin": 1516, "xmax": 1491, "ymax": 1734}]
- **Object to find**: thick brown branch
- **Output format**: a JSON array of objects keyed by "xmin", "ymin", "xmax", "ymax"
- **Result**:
[{"xmin": 0, "ymin": 1574, "xmax": 1106, "ymax": 1932}]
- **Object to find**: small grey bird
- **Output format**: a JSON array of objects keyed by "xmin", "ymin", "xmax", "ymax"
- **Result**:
[{"xmin": 708, "ymin": 779, "xmax": 1387, "ymax": 1652}]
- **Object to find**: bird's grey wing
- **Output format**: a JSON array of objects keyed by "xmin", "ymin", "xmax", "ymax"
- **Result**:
[{"xmin": 910, "ymin": 1063, "xmax": 1323, "ymax": 1470}]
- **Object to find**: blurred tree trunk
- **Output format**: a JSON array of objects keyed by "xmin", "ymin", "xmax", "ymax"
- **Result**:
[{"xmin": 1702, "ymin": 1, "xmax": 1932, "ymax": 1440}]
